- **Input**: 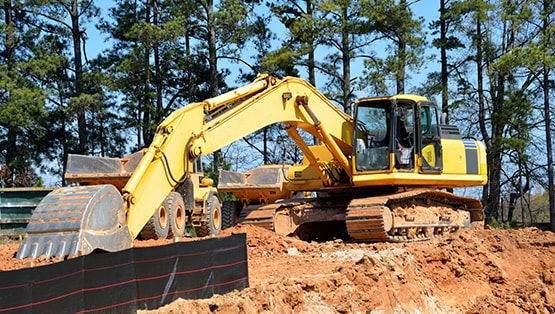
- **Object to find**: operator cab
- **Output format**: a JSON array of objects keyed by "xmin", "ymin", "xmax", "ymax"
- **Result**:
[{"xmin": 353, "ymin": 96, "xmax": 443, "ymax": 173}]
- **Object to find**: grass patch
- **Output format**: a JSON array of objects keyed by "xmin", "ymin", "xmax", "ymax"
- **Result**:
[{"xmin": 0, "ymin": 236, "xmax": 21, "ymax": 245}]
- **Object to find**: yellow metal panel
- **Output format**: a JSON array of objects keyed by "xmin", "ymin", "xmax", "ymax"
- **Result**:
[
  {"xmin": 356, "ymin": 94, "xmax": 429, "ymax": 104},
  {"xmin": 421, "ymin": 144, "xmax": 437, "ymax": 167},
  {"xmin": 441, "ymin": 139, "xmax": 467, "ymax": 175},
  {"xmin": 351, "ymin": 172, "xmax": 487, "ymax": 188},
  {"xmin": 304, "ymin": 145, "xmax": 334, "ymax": 165},
  {"xmin": 477, "ymin": 141, "xmax": 488, "ymax": 178}
]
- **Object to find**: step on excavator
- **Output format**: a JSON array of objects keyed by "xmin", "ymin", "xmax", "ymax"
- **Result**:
[{"xmin": 17, "ymin": 75, "xmax": 487, "ymax": 260}]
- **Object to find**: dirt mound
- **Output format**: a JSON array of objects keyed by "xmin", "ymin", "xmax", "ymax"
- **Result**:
[
  {"xmin": 144, "ymin": 225, "xmax": 555, "ymax": 313},
  {"xmin": 2, "ymin": 225, "xmax": 555, "ymax": 313}
]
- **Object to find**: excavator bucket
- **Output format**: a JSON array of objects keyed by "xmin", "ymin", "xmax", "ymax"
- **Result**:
[
  {"xmin": 64, "ymin": 150, "xmax": 144, "ymax": 190},
  {"xmin": 218, "ymin": 165, "xmax": 292, "ymax": 204},
  {"xmin": 16, "ymin": 184, "xmax": 133, "ymax": 260}
]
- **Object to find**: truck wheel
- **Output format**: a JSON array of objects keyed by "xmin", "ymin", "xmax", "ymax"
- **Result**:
[
  {"xmin": 139, "ymin": 201, "xmax": 170, "ymax": 239},
  {"xmin": 222, "ymin": 200, "xmax": 240, "ymax": 230},
  {"xmin": 154, "ymin": 201, "xmax": 170, "ymax": 239},
  {"xmin": 167, "ymin": 192, "xmax": 186, "ymax": 238},
  {"xmin": 196, "ymin": 193, "xmax": 222, "ymax": 237},
  {"xmin": 139, "ymin": 219, "xmax": 157, "ymax": 239}
]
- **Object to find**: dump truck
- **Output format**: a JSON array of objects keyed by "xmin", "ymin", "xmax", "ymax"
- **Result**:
[{"xmin": 17, "ymin": 74, "xmax": 487, "ymax": 259}]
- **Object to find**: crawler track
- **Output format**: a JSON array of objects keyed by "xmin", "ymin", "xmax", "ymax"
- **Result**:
[
  {"xmin": 345, "ymin": 190, "xmax": 483, "ymax": 242},
  {"xmin": 345, "ymin": 198, "xmax": 390, "ymax": 241},
  {"xmin": 239, "ymin": 189, "xmax": 484, "ymax": 243},
  {"xmin": 239, "ymin": 203, "xmax": 281, "ymax": 230}
]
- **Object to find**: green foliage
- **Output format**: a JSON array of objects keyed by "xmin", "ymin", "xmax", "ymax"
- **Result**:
[
  {"xmin": 359, "ymin": 0, "xmax": 428, "ymax": 94},
  {"xmin": 102, "ymin": 0, "xmax": 207, "ymax": 146},
  {"xmin": 0, "ymin": 165, "xmax": 40, "ymax": 188},
  {"xmin": 204, "ymin": 159, "xmax": 232, "ymax": 187},
  {"xmin": 267, "ymin": 0, "xmax": 323, "ymax": 81},
  {"xmin": 259, "ymin": 47, "xmax": 300, "ymax": 77},
  {"xmin": 0, "ymin": 2, "xmax": 53, "ymax": 177},
  {"xmin": 530, "ymin": 190, "xmax": 551, "ymax": 223},
  {"xmin": 0, "ymin": 71, "xmax": 46, "ymax": 129},
  {"xmin": 309, "ymin": 0, "xmax": 376, "ymax": 111},
  {"xmin": 432, "ymin": 0, "xmax": 555, "ymax": 225},
  {"xmin": 489, "ymin": 217, "xmax": 511, "ymax": 230}
]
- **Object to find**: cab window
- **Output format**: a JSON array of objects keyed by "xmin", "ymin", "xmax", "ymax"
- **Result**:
[{"xmin": 355, "ymin": 104, "xmax": 390, "ymax": 171}]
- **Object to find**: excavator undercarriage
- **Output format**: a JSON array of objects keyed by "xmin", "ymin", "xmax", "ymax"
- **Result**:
[
  {"xmin": 237, "ymin": 189, "xmax": 483, "ymax": 243},
  {"xmin": 219, "ymin": 165, "xmax": 485, "ymax": 243}
]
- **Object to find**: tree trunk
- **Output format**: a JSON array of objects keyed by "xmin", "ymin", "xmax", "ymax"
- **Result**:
[
  {"xmin": 475, "ymin": 9, "xmax": 494, "ymax": 223},
  {"xmin": 207, "ymin": 0, "xmax": 218, "ymax": 98},
  {"xmin": 142, "ymin": 0, "xmax": 153, "ymax": 146},
  {"xmin": 487, "ymin": 74, "xmax": 506, "ymax": 224},
  {"xmin": 439, "ymin": 0, "xmax": 449, "ymax": 123},
  {"xmin": 546, "ymin": 69, "xmax": 555, "ymax": 231},
  {"xmin": 541, "ymin": 1, "xmax": 555, "ymax": 232},
  {"xmin": 306, "ymin": 1, "xmax": 316, "ymax": 87},
  {"xmin": 507, "ymin": 193, "xmax": 518, "ymax": 224},
  {"xmin": 341, "ymin": 6, "xmax": 351, "ymax": 115},
  {"xmin": 153, "ymin": 0, "xmax": 164, "ymax": 125},
  {"xmin": 70, "ymin": 0, "xmax": 88, "ymax": 154},
  {"xmin": 396, "ymin": 0, "xmax": 407, "ymax": 95},
  {"xmin": 397, "ymin": 38, "xmax": 406, "ymax": 95},
  {"xmin": 206, "ymin": 0, "xmax": 222, "ymax": 171},
  {"xmin": 3, "ymin": 1, "xmax": 17, "ymax": 170}
]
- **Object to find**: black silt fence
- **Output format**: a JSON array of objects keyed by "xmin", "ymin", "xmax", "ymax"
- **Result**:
[{"xmin": 0, "ymin": 233, "xmax": 248, "ymax": 313}]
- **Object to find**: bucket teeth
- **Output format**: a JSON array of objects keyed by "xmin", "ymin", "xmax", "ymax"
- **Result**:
[
  {"xmin": 17, "ymin": 235, "xmax": 78, "ymax": 259},
  {"xmin": 17, "ymin": 185, "xmax": 133, "ymax": 260}
]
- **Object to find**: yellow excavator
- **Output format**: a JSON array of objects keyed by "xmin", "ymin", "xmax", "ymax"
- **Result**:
[{"xmin": 17, "ymin": 74, "xmax": 487, "ymax": 259}]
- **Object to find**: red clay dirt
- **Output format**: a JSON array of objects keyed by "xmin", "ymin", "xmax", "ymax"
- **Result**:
[{"xmin": 2, "ymin": 225, "xmax": 555, "ymax": 313}]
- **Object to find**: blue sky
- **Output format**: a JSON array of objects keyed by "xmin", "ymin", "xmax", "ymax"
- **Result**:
[
  {"xmin": 37, "ymin": 0, "xmax": 441, "ymax": 186},
  {"xmin": 85, "ymin": 1, "xmax": 440, "ymax": 94}
]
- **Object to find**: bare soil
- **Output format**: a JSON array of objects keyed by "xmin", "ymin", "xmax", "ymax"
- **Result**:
[{"xmin": 2, "ymin": 225, "xmax": 555, "ymax": 313}]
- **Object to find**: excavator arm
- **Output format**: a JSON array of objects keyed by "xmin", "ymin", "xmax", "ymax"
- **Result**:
[
  {"xmin": 123, "ymin": 75, "xmax": 355, "ymax": 237},
  {"xmin": 17, "ymin": 75, "xmax": 356, "ymax": 259}
]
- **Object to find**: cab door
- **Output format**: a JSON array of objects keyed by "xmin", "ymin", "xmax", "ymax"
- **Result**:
[{"xmin": 418, "ymin": 103, "xmax": 443, "ymax": 173}]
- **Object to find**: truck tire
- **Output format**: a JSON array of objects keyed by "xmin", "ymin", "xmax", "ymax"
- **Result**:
[
  {"xmin": 139, "ymin": 217, "xmax": 156, "ymax": 239},
  {"xmin": 167, "ymin": 192, "xmax": 186, "ymax": 238},
  {"xmin": 139, "ymin": 201, "xmax": 170, "ymax": 239},
  {"xmin": 222, "ymin": 200, "xmax": 240, "ymax": 230},
  {"xmin": 196, "ymin": 193, "xmax": 222, "ymax": 237},
  {"xmin": 154, "ymin": 201, "xmax": 170, "ymax": 239}
]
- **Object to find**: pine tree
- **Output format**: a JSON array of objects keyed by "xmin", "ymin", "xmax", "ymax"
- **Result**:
[
  {"xmin": 0, "ymin": 0, "xmax": 50, "ymax": 185},
  {"xmin": 359, "ymin": 0, "xmax": 427, "ymax": 95}
]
